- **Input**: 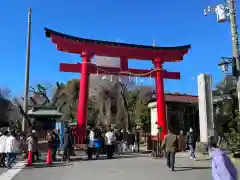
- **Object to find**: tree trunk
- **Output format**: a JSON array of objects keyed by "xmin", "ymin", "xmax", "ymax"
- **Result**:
[{"xmin": 119, "ymin": 83, "xmax": 131, "ymax": 130}]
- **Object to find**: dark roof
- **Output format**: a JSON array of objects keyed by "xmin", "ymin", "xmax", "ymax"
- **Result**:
[
  {"xmin": 149, "ymin": 93, "xmax": 198, "ymax": 104},
  {"xmin": 165, "ymin": 94, "xmax": 198, "ymax": 103},
  {"xmin": 45, "ymin": 28, "xmax": 191, "ymax": 51},
  {"xmin": 28, "ymin": 109, "xmax": 62, "ymax": 118}
]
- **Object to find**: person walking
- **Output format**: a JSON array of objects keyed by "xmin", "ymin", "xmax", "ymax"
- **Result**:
[
  {"xmin": 46, "ymin": 130, "xmax": 54, "ymax": 160},
  {"xmin": 121, "ymin": 129, "xmax": 128, "ymax": 152},
  {"xmin": 115, "ymin": 129, "xmax": 122, "ymax": 155},
  {"xmin": 86, "ymin": 126, "xmax": 91, "ymax": 145},
  {"xmin": 210, "ymin": 137, "xmax": 237, "ymax": 180},
  {"xmin": 32, "ymin": 130, "xmax": 40, "ymax": 160},
  {"xmin": 92, "ymin": 131, "xmax": 102, "ymax": 160},
  {"xmin": 126, "ymin": 130, "xmax": 132, "ymax": 152},
  {"xmin": 19, "ymin": 132, "xmax": 26, "ymax": 158},
  {"xmin": 62, "ymin": 127, "xmax": 72, "ymax": 162},
  {"xmin": 186, "ymin": 128, "xmax": 197, "ymax": 160},
  {"xmin": 99, "ymin": 130, "xmax": 105, "ymax": 154},
  {"xmin": 0, "ymin": 131, "xmax": 7, "ymax": 167},
  {"xmin": 69, "ymin": 128, "xmax": 75, "ymax": 156},
  {"xmin": 89, "ymin": 128, "xmax": 95, "ymax": 142},
  {"xmin": 130, "ymin": 131, "xmax": 136, "ymax": 152},
  {"xmin": 5, "ymin": 131, "xmax": 19, "ymax": 169},
  {"xmin": 135, "ymin": 131, "xmax": 140, "ymax": 153},
  {"xmin": 27, "ymin": 132, "xmax": 37, "ymax": 162},
  {"xmin": 52, "ymin": 129, "xmax": 60, "ymax": 160},
  {"xmin": 178, "ymin": 130, "xmax": 185, "ymax": 152},
  {"xmin": 105, "ymin": 127, "xmax": 115, "ymax": 158},
  {"xmin": 161, "ymin": 130, "xmax": 178, "ymax": 171}
]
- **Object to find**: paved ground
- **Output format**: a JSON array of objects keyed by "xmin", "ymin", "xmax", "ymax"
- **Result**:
[
  {"xmin": 0, "ymin": 156, "xmax": 25, "ymax": 178},
  {"xmin": 0, "ymin": 166, "xmax": 6, "ymax": 174},
  {"xmin": 0, "ymin": 152, "xmax": 239, "ymax": 180}
]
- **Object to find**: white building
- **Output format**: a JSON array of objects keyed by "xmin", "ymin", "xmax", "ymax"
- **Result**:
[{"xmin": 148, "ymin": 93, "xmax": 198, "ymax": 136}]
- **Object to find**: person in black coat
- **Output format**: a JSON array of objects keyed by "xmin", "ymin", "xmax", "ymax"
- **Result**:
[
  {"xmin": 121, "ymin": 129, "xmax": 128, "ymax": 152},
  {"xmin": 32, "ymin": 130, "xmax": 40, "ymax": 160},
  {"xmin": 130, "ymin": 132, "xmax": 135, "ymax": 152},
  {"xmin": 136, "ymin": 131, "xmax": 140, "ymax": 152},
  {"xmin": 186, "ymin": 128, "xmax": 197, "ymax": 160},
  {"xmin": 127, "ymin": 131, "xmax": 133, "ymax": 152},
  {"xmin": 52, "ymin": 130, "xmax": 60, "ymax": 160},
  {"xmin": 115, "ymin": 129, "xmax": 122, "ymax": 154},
  {"xmin": 62, "ymin": 127, "xmax": 72, "ymax": 162}
]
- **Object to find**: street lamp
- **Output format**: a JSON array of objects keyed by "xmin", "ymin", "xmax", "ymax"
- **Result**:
[
  {"xmin": 218, "ymin": 57, "xmax": 237, "ymax": 77},
  {"xmin": 218, "ymin": 57, "xmax": 232, "ymax": 72},
  {"xmin": 204, "ymin": 4, "xmax": 229, "ymax": 23},
  {"xmin": 204, "ymin": 1, "xmax": 240, "ymax": 111}
]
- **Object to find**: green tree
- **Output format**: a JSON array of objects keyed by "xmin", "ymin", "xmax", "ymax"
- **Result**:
[
  {"xmin": 34, "ymin": 77, "xmax": 153, "ymax": 132},
  {"xmin": 214, "ymin": 75, "xmax": 240, "ymax": 153}
]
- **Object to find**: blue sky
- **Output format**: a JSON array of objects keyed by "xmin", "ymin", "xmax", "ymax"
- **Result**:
[{"xmin": 0, "ymin": 0, "xmax": 237, "ymax": 97}]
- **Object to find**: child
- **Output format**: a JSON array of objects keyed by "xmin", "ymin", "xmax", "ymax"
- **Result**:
[{"xmin": 210, "ymin": 137, "xmax": 238, "ymax": 180}]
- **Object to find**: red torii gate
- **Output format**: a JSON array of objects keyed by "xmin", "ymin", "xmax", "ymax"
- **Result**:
[{"xmin": 45, "ymin": 28, "xmax": 191, "ymax": 143}]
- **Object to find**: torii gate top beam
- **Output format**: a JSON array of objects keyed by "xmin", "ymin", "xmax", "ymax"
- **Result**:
[
  {"xmin": 60, "ymin": 63, "xmax": 180, "ymax": 79},
  {"xmin": 45, "ymin": 28, "xmax": 191, "ymax": 61}
]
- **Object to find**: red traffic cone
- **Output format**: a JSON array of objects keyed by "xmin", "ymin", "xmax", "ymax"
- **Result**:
[
  {"xmin": 45, "ymin": 149, "xmax": 52, "ymax": 165},
  {"xmin": 26, "ymin": 151, "xmax": 33, "ymax": 166}
]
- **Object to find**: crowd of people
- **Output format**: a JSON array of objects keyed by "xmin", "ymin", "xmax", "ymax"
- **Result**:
[
  {"xmin": 0, "ymin": 125, "xmax": 238, "ymax": 179},
  {"xmin": 0, "ymin": 127, "xmax": 67, "ymax": 168},
  {"xmin": 0, "ymin": 129, "xmax": 19, "ymax": 169},
  {"xmin": 86, "ymin": 126, "xmax": 141, "ymax": 159},
  {"xmin": 24, "ymin": 128, "xmax": 62, "ymax": 163}
]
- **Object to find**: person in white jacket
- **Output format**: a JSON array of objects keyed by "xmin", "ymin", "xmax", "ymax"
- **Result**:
[
  {"xmin": 5, "ymin": 131, "xmax": 18, "ymax": 169},
  {"xmin": 0, "ymin": 131, "xmax": 8, "ymax": 167},
  {"xmin": 105, "ymin": 127, "xmax": 115, "ymax": 158}
]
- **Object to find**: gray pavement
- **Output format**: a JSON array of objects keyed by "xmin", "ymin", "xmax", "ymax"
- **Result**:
[
  {"xmin": 0, "ymin": 156, "xmax": 25, "ymax": 176},
  {"xmin": 0, "ymin": 152, "xmax": 239, "ymax": 180},
  {"xmin": 0, "ymin": 166, "xmax": 6, "ymax": 175}
]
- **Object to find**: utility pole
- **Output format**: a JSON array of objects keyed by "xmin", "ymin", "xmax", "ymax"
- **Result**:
[
  {"xmin": 204, "ymin": 1, "xmax": 240, "ymax": 111},
  {"xmin": 228, "ymin": 0, "xmax": 240, "ymax": 111},
  {"xmin": 22, "ymin": 8, "xmax": 32, "ymax": 132}
]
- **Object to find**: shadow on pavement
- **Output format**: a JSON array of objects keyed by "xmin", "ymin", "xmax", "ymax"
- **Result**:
[
  {"xmin": 196, "ymin": 158, "xmax": 211, "ymax": 161},
  {"xmin": 24, "ymin": 162, "xmax": 72, "ymax": 169},
  {"xmin": 175, "ymin": 156, "xmax": 211, "ymax": 161},
  {"xmin": 176, "ymin": 157, "xmax": 211, "ymax": 161},
  {"xmin": 69, "ymin": 154, "xmax": 146, "ymax": 162},
  {"xmin": 174, "ymin": 166, "xmax": 211, "ymax": 172}
]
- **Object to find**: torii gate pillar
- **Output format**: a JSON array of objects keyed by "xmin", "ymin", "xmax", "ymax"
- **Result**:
[
  {"xmin": 153, "ymin": 58, "xmax": 167, "ymax": 138},
  {"xmin": 77, "ymin": 52, "xmax": 92, "ymax": 143}
]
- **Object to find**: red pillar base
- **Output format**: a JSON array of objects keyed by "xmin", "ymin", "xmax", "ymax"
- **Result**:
[{"xmin": 76, "ymin": 125, "xmax": 86, "ymax": 144}]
